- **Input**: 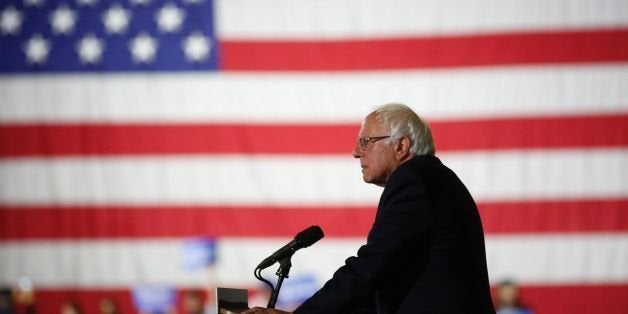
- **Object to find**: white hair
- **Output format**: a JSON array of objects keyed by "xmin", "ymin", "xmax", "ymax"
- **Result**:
[{"xmin": 373, "ymin": 103, "xmax": 435, "ymax": 156}]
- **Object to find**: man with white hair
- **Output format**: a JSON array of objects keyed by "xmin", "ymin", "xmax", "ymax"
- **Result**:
[{"xmin": 245, "ymin": 103, "xmax": 495, "ymax": 313}]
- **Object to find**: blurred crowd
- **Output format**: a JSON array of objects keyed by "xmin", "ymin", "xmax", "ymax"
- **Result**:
[
  {"xmin": 0, "ymin": 286, "xmax": 212, "ymax": 314},
  {"xmin": 1, "ymin": 279, "xmax": 533, "ymax": 313}
]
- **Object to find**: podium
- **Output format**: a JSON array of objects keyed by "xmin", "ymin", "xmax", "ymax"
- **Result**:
[{"xmin": 216, "ymin": 287, "xmax": 249, "ymax": 314}]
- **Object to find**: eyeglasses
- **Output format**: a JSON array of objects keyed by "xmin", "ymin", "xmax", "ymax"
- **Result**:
[{"xmin": 357, "ymin": 136, "xmax": 391, "ymax": 150}]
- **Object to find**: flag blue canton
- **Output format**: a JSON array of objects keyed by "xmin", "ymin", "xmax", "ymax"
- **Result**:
[{"xmin": 0, "ymin": 0, "xmax": 217, "ymax": 72}]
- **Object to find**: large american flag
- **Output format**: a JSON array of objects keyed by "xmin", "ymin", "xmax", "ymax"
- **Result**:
[{"xmin": 1, "ymin": 0, "xmax": 627, "ymax": 313}]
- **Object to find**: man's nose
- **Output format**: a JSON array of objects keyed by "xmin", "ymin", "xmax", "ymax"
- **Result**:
[{"xmin": 352, "ymin": 145, "xmax": 362, "ymax": 158}]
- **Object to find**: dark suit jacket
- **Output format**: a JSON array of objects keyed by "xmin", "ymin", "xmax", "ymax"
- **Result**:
[{"xmin": 295, "ymin": 155, "xmax": 495, "ymax": 314}]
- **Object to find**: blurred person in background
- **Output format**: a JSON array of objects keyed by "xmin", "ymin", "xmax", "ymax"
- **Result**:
[
  {"xmin": 0, "ymin": 288, "xmax": 13, "ymax": 314},
  {"xmin": 60, "ymin": 300, "xmax": 83, "ymax": 314},
  {"xmin": 13, "ymin": 277, "xmax": 35, "ymax": 314},
  {"xmin": 495, "ymin": 280, "xmax": 533, "ymax": 314},
  {"xmin": 182, "ymin": 290, "xmax": 205, "ymax": 314},
  {"xmin": 98, "ymin": 297, "xmax": 119, "ymax": 314}
]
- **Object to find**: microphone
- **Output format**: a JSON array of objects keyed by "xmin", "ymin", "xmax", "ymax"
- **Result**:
[{"xmin": 256, "ymin": 225, "xmax": 324, "ymax": 269}]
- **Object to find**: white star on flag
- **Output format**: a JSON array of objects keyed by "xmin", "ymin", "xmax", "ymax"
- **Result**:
[
  {"xmin": 182, "ymin": 31, "xmax": 211, "ymax": 62},
  {"xmin": 23, "ymin": 34, "xmax": 51, "ymax": 65},
  {"xmin": 77, "ymin": 34, "xmax": 105, "ymax": 64},
  {"xmin": 23, "ymin": 0, "xmax": 44, "ymax": 7},
  {"xmin": 49, "ymin": 5, "xmax": 77, "ymax": 35},
  {"xmin": 77, "ymin": 0, "xmax": 98, "ymax": 7},
  {"xmin": 102, "ymin": 4, "xmax": 131, "ymax": 35},
  {"xmin": 0, "ymin": 6, "xmax": 23, "ymax": 35},
  {"xmin": 156, "ymin": 3, "xmax": 185, "ymax": 33},
  {"xmin": 129, "ymin": 32, "xmax": 158, "ymax": 64},
  {"xmin": 130, "ymin": 0, "xmax": 152, "ymax": 6}
]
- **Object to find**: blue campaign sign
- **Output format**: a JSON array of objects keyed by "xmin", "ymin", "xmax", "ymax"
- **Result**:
[
  {"xmin": 277, "ymin": 274, "xmax": 319, "ymax": 307},
  {"xmin": 181, "ymin": 237, "xmax": 217, "ymax": 271},
  {"xmin": 132, "ymin": 284, "xmax": 176, "ymax": 313}
]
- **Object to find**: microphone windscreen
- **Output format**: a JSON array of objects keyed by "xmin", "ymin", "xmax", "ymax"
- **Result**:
[{"xmin": 296, "ymin": 225, "xmax": 324, "ymax": 247}]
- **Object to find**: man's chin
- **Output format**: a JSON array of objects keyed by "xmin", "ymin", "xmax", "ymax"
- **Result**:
[{"xmin": 363, "ymin": 176, "xmax": 386, "ymax": 187}]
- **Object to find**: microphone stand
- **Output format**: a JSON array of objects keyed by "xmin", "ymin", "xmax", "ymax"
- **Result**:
[{"xmin": 267, "ymin": 255, "xmax": 293, "ymax": 309}]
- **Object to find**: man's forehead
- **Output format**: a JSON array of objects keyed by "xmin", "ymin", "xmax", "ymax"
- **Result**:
[{"xmin": 360, "ymin": 113, "xmax": 385, "ymax": 133}]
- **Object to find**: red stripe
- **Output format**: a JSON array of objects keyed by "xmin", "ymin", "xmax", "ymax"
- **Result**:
[
  {"xmin": 1, "ymin": 114, "xmax": 626, "ymax": 157},
  {"xmin": 479, "ymin": 199, "xmax": 628, "ymax": 234},
  {"xmin": 0, "ymin": 205, "xmax": 375, "ymax": 239},
  {"xmin": 506, "ymin": 283, "xmax": 628, "ymax": 314},
  {"xmin": 221, "ymin": 28, "xmax": 628, "ymax": 71},
  {"xmin": 18, "ymin": 284, "xmax": 628, "ymax": 314},
  {"xmin": 431, "ymin": 114, "xmax": 628, "ymax": 152},
  {"xmin": 0, "ymin": 122, "xmax": 357, "ymax": 157},
  {"xmin": 1, "ymin": 199, "xmax": 626, "ymax": 240}
]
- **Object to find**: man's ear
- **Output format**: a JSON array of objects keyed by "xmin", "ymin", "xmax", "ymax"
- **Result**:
[{"xmin": 395, "ymin": 136, "xmax": 411, "ymax": 160}]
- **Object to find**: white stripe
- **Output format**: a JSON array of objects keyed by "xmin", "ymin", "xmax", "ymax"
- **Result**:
[
  {"xmin": 485, "ymin": 233, "xmax": 628, "ymax": 285},
  {"xmin": 1, "ymin": 64, "xmax": 628, "ymax": 123},
  {"xmin": 217, "ymin": 0, "xmax": 628, "ymax": 39},
  {"xmin": 1, "ymin": 234, "xmax": 627, "ymax": 288},
  {"xmin": 0, "ymin": 155, "xmax": 379, "ymax": 206},
  {"xmin": 1, "ymin": 149, "xmax": 626, "ymax": 205},
  {"xmin": 442, "ymin": 148, "xmax": 628, "ymax": 202}
]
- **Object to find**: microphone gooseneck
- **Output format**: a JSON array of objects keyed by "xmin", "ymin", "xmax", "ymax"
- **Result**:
[
  {"xmin": 253, "ymin": 225, "xmax": 325, "ymax": 308},
  {"xmin": 256, "ymin": 225, "xmax": 324, "ymax": 269}
]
